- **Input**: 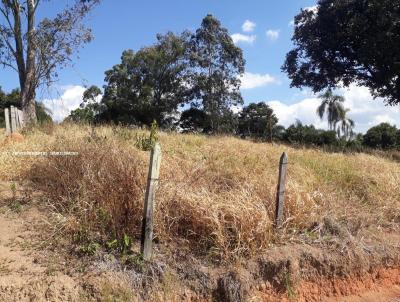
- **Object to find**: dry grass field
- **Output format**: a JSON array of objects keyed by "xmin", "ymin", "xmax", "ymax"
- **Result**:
[
  {"xmin": 0, "ymin": 124, "xmax": 399, "ymax": 262},
  {"xmin": 0, "ymin": 124, "xmax": 400, "ymax": 301}
]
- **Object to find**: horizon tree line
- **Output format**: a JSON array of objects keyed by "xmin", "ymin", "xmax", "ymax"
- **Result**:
[{"xmin": 0, "ymin": 0, "xmax": 399, "ymax": 148}]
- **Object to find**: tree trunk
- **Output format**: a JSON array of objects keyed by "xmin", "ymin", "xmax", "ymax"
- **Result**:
[
  {"xmin": 22, "ymin": 0, "xmax": 37, "ymax": 124},
  {"xmin": 21, "ymin": 87, "xmax": 37, "ymax": 124}
]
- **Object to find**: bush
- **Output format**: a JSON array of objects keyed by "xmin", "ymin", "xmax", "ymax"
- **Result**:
[
  {"xmin": 283, "ymin": 122, "xmax": 338, "ymax": 147},
  {"xmin": 363, "ymin": 123, "xmax": 398, "ymax": 150}
]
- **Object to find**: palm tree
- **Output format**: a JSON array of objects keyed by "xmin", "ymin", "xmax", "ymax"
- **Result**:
[
  {"xmin": 316, "ymin": 88, "xmax": 345, "ymax": 131},
  {"xmin": 336, "ymin": 109, "xmax": 355, "ymax": 140}
]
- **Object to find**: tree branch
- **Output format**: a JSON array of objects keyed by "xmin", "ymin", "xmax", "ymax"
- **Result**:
[{"xmin": 0, "ymin": 59, "xmax": 18, "ymax": 71}]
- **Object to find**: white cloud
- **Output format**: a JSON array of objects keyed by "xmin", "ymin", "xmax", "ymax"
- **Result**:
[
  {"xmin": 265, "ymin": 85, "xmax": 400, "ymax": 133},
  {"xmin": 242, "ymin": 20, "xmax": 256, "ymax": 32},
  {"xmin": 288, "ymin": 20, "xmax": 295, "ymax": 27},
  {"xmin": 266, "ymin": 29, "xmax": 280, "ymax": 41},
  {"xmin": 267, "ymin": 97, "xmax": 326, "ymax": 129},
  {"xmin": 231, "ymin": 33, "xmax": 256, "ymax": 45},
  {"xmin": 40, "ymin": 85, "xmax": 89, "ymax": 122},
  {"xmin": 240, "ymin": 72, "xmax": 279, "ymax": 89},
  {"xmin": 231, "ymin": 105, "xmax": 242, "ymax": 114},
  {"xmin": 304, "ymin": 5, "xmax": 319, "ymax": 13}
]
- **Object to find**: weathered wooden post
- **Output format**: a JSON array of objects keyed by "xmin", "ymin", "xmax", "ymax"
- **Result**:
[
  {"xmin": 275, "ymin": 152, "xmax": 288, "ymax": 228},
  {"xmin": 17, "ymin": 110, "xmax": 24, "ymax": 128},
  {"xmin": 10, "ymin": 106, "xmax": 17, "ymax": 133},
  {"xmin": 141, "ymin": 143, "xmax": 162, "ymax": 260},
  {"xmin": 4, "ymin": 108, "xmax": 11, "ymax": 135},
  {"xmin": 15, "ymin": 109, "xmax": 20, "ymax": 130}
]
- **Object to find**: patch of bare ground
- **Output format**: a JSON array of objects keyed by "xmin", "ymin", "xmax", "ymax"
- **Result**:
[{"xmin": 0, "ymin": 181, "xmax": 136, "ymax": 302}]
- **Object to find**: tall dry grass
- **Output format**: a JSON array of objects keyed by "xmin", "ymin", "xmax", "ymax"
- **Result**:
[{"xmin": 0, "ymin": 124, "xmax": 399, "ymax": 260}]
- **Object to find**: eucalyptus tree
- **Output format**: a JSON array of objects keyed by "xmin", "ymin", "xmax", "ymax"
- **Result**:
[
  {"xmin": 316, "ymin": 88, "xmax": 345, "ymax": 131},
  {"xmin": 100, "ymin": 32, "xmax": 190, "ymax": 126},
  {"xmin": 189, "ymin": 14, "xmax": 245, "ymax": 133},
  {"xmin": 0, "ymin": 0, "xmax": 99, "ymax": 124},
  {"xmin": 68, "ymin": 85, "xmax": 103, "ymax": 124}
]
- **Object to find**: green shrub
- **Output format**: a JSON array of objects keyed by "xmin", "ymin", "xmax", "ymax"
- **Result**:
[{"xmin": 135, "ymin": 120, "xmax": 159, "ymax": 151}]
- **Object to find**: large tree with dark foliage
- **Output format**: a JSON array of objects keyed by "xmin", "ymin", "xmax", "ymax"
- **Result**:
[
  {"xmin": 0, "ymin": 0, "xmax": 99, "ymax": 124},
  {"xmin": 284, "ymin": 121, "xmax": 338, "ymax": 146},
  {"xmin": 238, "ymin": 102, "xmax": 278, "ymax": 141},
  {"xmin": 363, "ymin": 123, "xmax": 399, "ymax": 149},
  {"xmin": 189, "ymin": 14, "xmax": 245, "ymax": 132},
  {"xmin": 283, "ymin": 0, "xmax": 400, "ymax": 106},
  {"xmin": 100, "ymin": 32, "xmax": 190, "ymax": 126}
]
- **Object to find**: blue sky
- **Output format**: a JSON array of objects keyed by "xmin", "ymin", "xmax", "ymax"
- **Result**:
[{"xmin": 1, "ymin": 0, "xmax": 399, "ymax": 132}]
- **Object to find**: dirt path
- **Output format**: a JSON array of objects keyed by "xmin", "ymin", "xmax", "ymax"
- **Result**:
[{"xmin": 0, "ymin": 182, "xmax": 86, "ymax": 302}]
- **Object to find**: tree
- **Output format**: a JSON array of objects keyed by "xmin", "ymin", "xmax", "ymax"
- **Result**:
[
  {"xmin": 100, "ymin": 32, "xmax": 190, "ymax": 127},
  {"xmin": 397, "ymin": 130, "xmax": 400, "ymax": 148},
  {"xmin": 179, "ymin": 108, "xmax": 209, "ymax": 133},
  {"xmin": 316, "ymin": 89, "xmax": 345, "ymax": 131},
  {"xmin": 68, "ymin": 85, "xmax": 102, "ymax": 123},
  {"xmin": 284, "ymin": 121, "xmax": 338, "ymax": 146},
  {"xmin": 238, "ymin": 102, "xmax": 278, "ymax": 141},
  {"xmin": 189, "ymin": 14, "xmax": 245, "ymax": 133},
  {"xmin": 363, "ymin": 123, "xmax": 398, "ymax": 149},
  {"xmin": 282, "ymin": 0, "xmax": 400, "ymax": 105},
  {"xmin": 0, "ymin": 0, "xmax": 99, "ymax": 124},
  {"xmin": 336, "ymin": 109, "xmax": 355, "ymax": 140}
]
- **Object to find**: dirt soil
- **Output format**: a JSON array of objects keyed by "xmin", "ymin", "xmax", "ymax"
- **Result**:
[
  {"xmin": 0, "ymin": 181, "xmax": 399, "ymax": 302},
  {"xmin": 325, "ymin": 286, "xmax": 400, "ymax": 302},
  {"xmin": 0, "ymin": 182, "xmax": 86, "ymax": 301}
]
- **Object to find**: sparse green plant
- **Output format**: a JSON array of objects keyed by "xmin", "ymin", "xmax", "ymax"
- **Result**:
[
  {"xmin": 79, "ymin": 242, "xmax": 100, "ymax": 256},
  {"xmin": 303, "ymin": 230, "xmax": 319, "ymax": 241},
  {"xmin": 10, "ymin": 183, "xmax": 16, "ymax": 199},
  {"xmin": 284, "ymin": 272, "xmax": 295, "ymax": 300},
  {"xmin": 122, "ymin": 234, "xmax": 131, "ymax": 255},
  {"xmin": 8, "ymin": 183, "xmax": 22, "ymax": 213},
  {"xmin": 8, "ymin": 202, "xmax": 21, "ymax": 213},
  {"xmin": 106, "ymin": 239, "xmax": 119, "ymax": 250},
  {"xmin": 113, "ymin": 127, "xmax": 134, "ymax": 142},
  {"xmin": 135, "ymin": 120, "xmax": 159, "ymax": 151},
  {"xmin": 125, "ymin": 253, "xmax": 144, "ymax": 271}
]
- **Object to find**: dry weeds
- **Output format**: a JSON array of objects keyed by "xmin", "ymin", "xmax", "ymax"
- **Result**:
[{"xmin": 0, "ymin": 124, "xmax": 399, "ymax": 261}]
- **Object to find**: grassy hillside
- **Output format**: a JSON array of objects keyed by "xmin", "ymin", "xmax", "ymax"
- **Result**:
[{"xmin": 0, "ymin": 124, "xmax": 399, "ymax": 261}]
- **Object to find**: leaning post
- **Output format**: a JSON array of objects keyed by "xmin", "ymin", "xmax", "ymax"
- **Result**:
[
  {"xmin": 275, "ymin": 152, "xmax": 288, "ymax": 229},
  {"xmin": 4, "ymin": 108, "xmax": 11, "ymax": 135},
  {"xmin": 141, "ymin": 143, "xmax": 162, "ymax": 260}
]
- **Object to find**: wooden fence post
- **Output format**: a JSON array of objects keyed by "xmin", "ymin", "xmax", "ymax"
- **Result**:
[
  {"xmin": 141, "ymin": 143, "xmax": 162, "ymax": 260},
  {"xmin": 10, "ymin": 106, "xmax": 17, "ymax": 134},
  {"xmin": 4, "ymin": 108, "xmax": 11, "ymax": 135},
  {"xmin": 275, "ymin": 152, "xmax": 288, "ymax": 229},
  {"xmin": 15, "ymin": 109, "xmax": 20, "ymax": 130},
  {"xmin": 17, "ymin": 110, "xmax": 24, "ymax": 128}
]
